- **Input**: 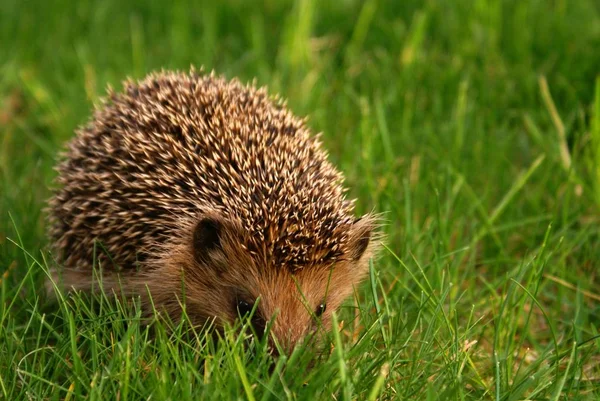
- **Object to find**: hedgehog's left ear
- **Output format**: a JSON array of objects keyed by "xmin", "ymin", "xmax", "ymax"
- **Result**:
[
  {"xmin": 192, "ymin": 214, "xmax": 238, "ymax": 265},
  {"xmin": 193, "ymin": 217, "xmax": 222, "ymax": 263},
  {"xmin": 347, "ymin": 215, "xmax": 375, "ymax": 262}
]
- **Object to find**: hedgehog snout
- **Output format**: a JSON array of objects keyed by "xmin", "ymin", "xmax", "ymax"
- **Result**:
[{"xmin": 267, "ymin": 313, "xmax": 313, "ymax": 355}]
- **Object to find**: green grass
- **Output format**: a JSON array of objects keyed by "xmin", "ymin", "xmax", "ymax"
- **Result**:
[{"xmin": 2, "ymin": 0, "xmax": 600, "ymax": 399}]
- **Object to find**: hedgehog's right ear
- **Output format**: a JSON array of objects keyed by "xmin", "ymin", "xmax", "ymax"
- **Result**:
[
  {"xmin": 192, "ymin": 216, "xmax": 227, "ymax": 264},
  {"xmin": 347, "ymin": 215, "xmax": 377, "ymax": 262}
]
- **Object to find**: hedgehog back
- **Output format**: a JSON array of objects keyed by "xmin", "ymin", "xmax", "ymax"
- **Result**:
[{"xmin": 49, "ymin": 71, "xmax": 355, "ymax": 273}]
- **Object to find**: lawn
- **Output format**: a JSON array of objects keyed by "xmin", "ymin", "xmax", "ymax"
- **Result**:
[{"xmin": 1, "ymin": 0, "xmax": 600, "ymax": 399}]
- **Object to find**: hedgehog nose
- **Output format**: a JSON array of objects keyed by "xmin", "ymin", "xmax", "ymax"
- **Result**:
[{"xmin": 269, "ymin": 330, "xmax": 303, "ymax": 356}]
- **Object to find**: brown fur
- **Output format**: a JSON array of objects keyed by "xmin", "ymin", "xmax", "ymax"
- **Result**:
[{"xmin": 46, "ymin": 68, "xmax": 381, "ymax": 353}]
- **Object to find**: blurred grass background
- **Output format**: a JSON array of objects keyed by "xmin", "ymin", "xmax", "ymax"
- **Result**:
[{"xmin": 1, "ymin": 0, "xmax": 600, "ymax": 399}]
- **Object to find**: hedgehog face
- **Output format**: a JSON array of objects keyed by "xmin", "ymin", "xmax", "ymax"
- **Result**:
[{"xmin": 166, "ymin": 212, "xmax": 376, "ymax": 354}]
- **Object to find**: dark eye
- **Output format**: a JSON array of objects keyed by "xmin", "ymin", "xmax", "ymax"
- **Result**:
[
  {"xmin": 235, "ymin": 298, "xmax": 266, "ymax": 336},
  {"xmin": 315, "ymin": 303, "xmax": 327, "ymax": 317},
  {"xmin": 237, "ymin": 300, "xmax": 254, "ymax": 317}
]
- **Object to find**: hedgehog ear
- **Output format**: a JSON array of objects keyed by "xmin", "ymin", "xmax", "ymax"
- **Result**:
[
  {"xmin": 192, "ymin": 216, "xmax": 225, "ymax": 264},
  {"xmin": 348, "ymin": 216, "xmax": 374, "ymax": 262}
]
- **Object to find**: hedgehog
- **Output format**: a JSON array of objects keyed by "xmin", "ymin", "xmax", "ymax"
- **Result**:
[{"xmin": 47, "ymin": 68, "xmax": 379, "ymax": 353}]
